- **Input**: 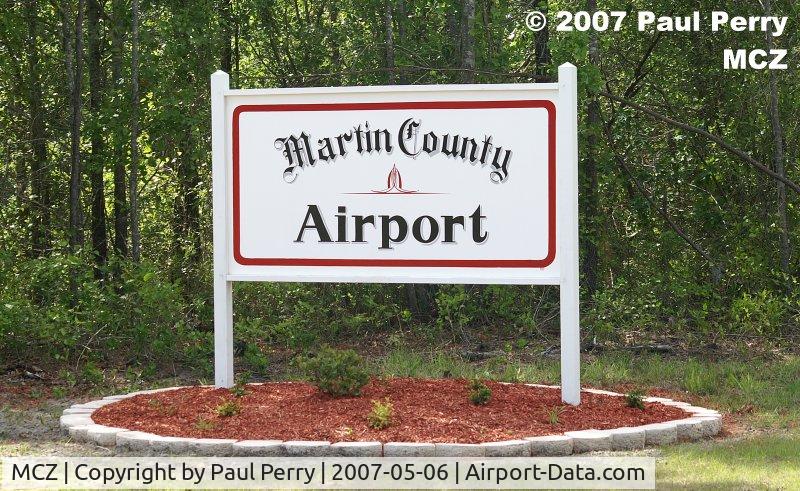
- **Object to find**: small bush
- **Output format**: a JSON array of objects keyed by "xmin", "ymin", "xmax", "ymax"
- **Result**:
[
  {"xmin": 468, "ymin": 379, "xmax": 491, "ymax": 405},
  {"xmin": 367, "ymin": 399, "xmax": 393, "ymax": 429},
  {"xmin": 546, "ymin": 406, "xmax": 566, "ymax": 425},
  {"xmin": 300, "ymin": 346, "xmax": 370, "ymax": 397},
  {"xmin": 231, "ymin": 371, "xmax": 251, "ymax": 398},
  {"xmin": 215, "ymin": 400, "xmax": 241, "ymax": 417},
  {"xmin": 195, "ymin": 417, "xmax": 215, "ymax": 431},
  {"xmin": 625, "ymin": 390, "xmax": 645, "ymax": 410}
]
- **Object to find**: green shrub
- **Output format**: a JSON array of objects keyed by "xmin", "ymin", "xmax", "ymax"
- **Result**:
[
  {"xmin": 300, "ymin": 346, "xmax": 370, "ymax": 397},
  {"xmin": 230, "ymin": 372, "xmax": 251, "ymax": 398},
  {"xmin": 625, "ymin": 390, "xmax": 645, "ymax": 410},
  {"xmin": 367, "ymin": 398, "xmax": 393, "ymax": 429},
  {"xmin": 729, "ymin": 290, "xmax": 786, "ymax": 334},
  {"xmin": 546, "ymin": 406, "xmax": 566, "ymax": 425},
  {"xmin": 195, "ymin": 417, "xmax": 215, "ymax": 430},
  {"xmin": 468, "ymin": 379, "xmax": 491, "ymax": 405},
  {"xmin": 215, "ymin": 400, "xmax": 241, "ymax": 417}
]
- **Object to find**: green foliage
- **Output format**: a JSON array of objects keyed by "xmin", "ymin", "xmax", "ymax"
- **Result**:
[
  {"xmin": 625, "ymin": 390, "xmax": 646, "ymax": 410},
  {"xmin": 367, "ymin": 398, "xmax": 393, "ymax": 430},
  {"xmin": 231, "ymin": 372, "xmax": 251, "ymax": 398},
  {"xmin": 1, "ymin": 0, "xmax": 799, "ymax": 382},
  {"xmin": 0, "ymin": 255, "xmax": 196, "ymax": 372},
  {"xmin": 546, "ymin": 406, "xmax": 566, "ymax": 426},
  {"xmin": 729, "ymin": 290, "xmax": 786, "ymax": 334},
  {"xmin": 299, "ymin": 346, "xmax": 370, "ymax": 397},
  {"xmin": 215, "ymin": 400, "xmax": 241, "ymax": 417},
  {"xmin": 468, "ymin": 379, "xmax": 492, "ymax": 405},
  {"xmin": 195, "ymin": 417, "xmax": 215, "ymax": 431}
]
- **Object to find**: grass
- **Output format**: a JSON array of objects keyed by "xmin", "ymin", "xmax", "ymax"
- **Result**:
[
  {"xmin": 657, "ymin": 432, "xmax": 800, "ymax": 489},
  {"xmin": 375, "ymin": 349, "xmax": 800, "ymax": 429}
]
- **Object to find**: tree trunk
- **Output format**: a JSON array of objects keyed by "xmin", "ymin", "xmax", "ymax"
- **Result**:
[
  {"xmin": 384, "ymin": 0, "xmax": 395, "ymax": 84},
  {"xmin": 533, "ymin": 0, "xmax": 550, "ymax": 78},
  {"xmin": 130, "ymin": 0, "xmax": 141, "ymax": 262},
  {"xmin": 111, "ymin": 0, "xmax": 127, "ymax": 258},
  {"xmin": 396, "ymin": 0, "xmax": 406, "ymax": 83},
  {"xmin": 481, "ymin": 0, "xmax": 493, "ymax": 64},
  {"xmin": 220, "ymin": 0, "xmax": 233, "ymax": 73},
  {"xmin": 582, "ymin": 0, "xmax": 599, "ymax": 297},
  {"xmin": 460, "ymin": 0, "xmax": 475, "ymax": 83},
  {"xmin": 25, "ymin": 0, "xmax": 50, "ymax": 258},
  {"xmin": 87, "ymin": 0, "xmax": 108, "ymax": 279},
  {"xmin": 68, "ymin": 0, "xmax": 85, "ymax": 254},
  {"xmin": 329, "ymin": 4, "xmax": 341, "ymax": 84},
  {"xmin": 763, "ymin": 0, "xmax": 790, "ymax": 282}
]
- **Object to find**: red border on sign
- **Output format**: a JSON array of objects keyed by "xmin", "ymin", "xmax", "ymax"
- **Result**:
[{"xmin": 232, "ymin": 100, "xmax": 556, "ymax": 268}]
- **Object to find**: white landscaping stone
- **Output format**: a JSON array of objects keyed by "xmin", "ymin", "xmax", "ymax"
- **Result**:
[
  {"xmin": 660, "ymin": 400, "xmax": 692, "ymax": 408},
  {"xmin": 60, "ymin": 414, "xmax": 93, "ymax": 431},
  {"xmin": 72, "ymin": 399, "xmax": 116, "ymax": 409},
  {"xmin": 102, "ymin": 394, "xmax": 131, "ymax": 401},
  {"xmin": 675, "ymin": 418, "xmax": 705, "ymax": 440},
  {"xmin": 62, "ymin": 407, "xmax": 95, "ymax": 415},
  {"xmin": 331, "ymin": 442, "xmax": 383, "ymax": 457},
  {"xmin": 564, "ymin": 430, "xmax": 612, "ymax": 453},
  {"xmin": 525, "ymin": 384, "xmax": 560, "ymax": 389},
  {"xmin": 68, "ymin": 425, "xmax": 96, "ymax": 442},
  {"xmin": 641, "ymin": 422, "xmax": 677, "ymax": 445},
  {"xmin": 643, "ymin": 397, "xmax": 674, "ymax": 403},
  {"xmin": 435, "ymin": 443, "xmax": 485, "ymax": 457},
  {"xmin": 683, "ymin": 405, "xmax": 714, "ymax": 414},
  {"xmin": 284, "ymin": 441, "xmax": 332, "ymax": 457},
  {"xmin": 383, "ymin": 442, "xmax": 435, "ymax": 457},
  {"xmin": 695, "ymin": 415, "xmax": 723, "ymax": 437},
  {"xmin": 231, "ymin": 440, "xmax": 285, "ymax": 456},
  {"xmin": 185, "ymin": 438, "xmax": 236, "ymax": 456},
  {"xmin": 527, "ymin": 435, "xmax": 573, "ymax": 456},
  {"xmin": 149, "ymin": 436, "xmax": 194, "ymax": 454},
  {"xmin": 116, "ymin": 431, "xmax": 155, "ymax": 451},
  {"xmin": 609, "ymin": 427, "xmax": 646, "ymax": 451},
  {"xmin": 86, "ymin": 426, "xmax": 127, "ymax": 447},
  {"xmin": 481, "ymin": 439, "xmax": 530, "ymax": 457},
  {"xmin": 583, "ymin": 388, "xmax": 622, "ymax": 396}
]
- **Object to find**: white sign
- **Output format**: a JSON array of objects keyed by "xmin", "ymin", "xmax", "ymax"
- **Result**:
[{"xmin": 211, "ymin": 64, "xmax": 580, "ymax": 404}]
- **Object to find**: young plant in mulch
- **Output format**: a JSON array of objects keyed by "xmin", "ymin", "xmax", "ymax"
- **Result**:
[
  {"xmin": 215, "ymin": 400, "xmax": 242, "ymax": 417},
  {"xmin": 625, "ymin": 390, "xmax": 646, "ymax": 410},
  {"xmin": 299, "ymin": 346, "xmax": 369, "ymax": 397},
  {"xmin": 546, "ymin": 405, "xmax": 567, "ymax": 426},
  {"xmin": 468, "ymin": 379, "xmax": 492, "ymax": 405},
  {"xmin": 230, "ymin": 371, "xmax": 251, "ymax": 398},
  {"xmin": 367, "ymin": 398, "xmax": 393, "ymax": 430},
  {"xmin": 195, "ymin": 417, "xmax": 216, "ymax": 431}
]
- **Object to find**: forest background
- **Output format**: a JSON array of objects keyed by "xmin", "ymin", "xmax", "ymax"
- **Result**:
[{"xmin": 0, "ymin": 0, "xmax": 798, "ymax": 382}]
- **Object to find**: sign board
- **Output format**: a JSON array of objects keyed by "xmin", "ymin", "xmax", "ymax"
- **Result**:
[{"xmin": 211, "ymin": 64, "xmax": 580, "ymax": 404}]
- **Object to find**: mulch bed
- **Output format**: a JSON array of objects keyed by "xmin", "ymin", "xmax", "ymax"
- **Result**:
[{"xmin": 92, "ymin": 378, "xmax": 688, "ymax": 444}]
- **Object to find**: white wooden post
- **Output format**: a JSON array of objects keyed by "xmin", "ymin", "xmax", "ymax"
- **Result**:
[
  {"xmin": 558, "ymin": 63, "xmax": 580, "ymax": 405},
  {"xmin": 211, "ymin": 70, "xmax": 234, "ymax": 388}
]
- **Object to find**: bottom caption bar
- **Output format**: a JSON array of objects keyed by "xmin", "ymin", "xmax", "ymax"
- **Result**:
[{"xmin": 2, "ymin": 456, "xmax": 655, "ymax": 489}]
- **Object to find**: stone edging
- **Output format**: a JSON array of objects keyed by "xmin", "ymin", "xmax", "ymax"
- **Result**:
[{"xmin": 60, "ymin": 384, "xmax": 722, "ymax": 457}]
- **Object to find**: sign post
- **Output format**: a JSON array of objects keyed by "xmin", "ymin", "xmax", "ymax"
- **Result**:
[{"xmin": 211, "ymin": 64, "xmax": 580, "ymax": 404}]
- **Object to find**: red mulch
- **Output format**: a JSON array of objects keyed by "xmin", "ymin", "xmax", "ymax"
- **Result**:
[{"xmin": 91, "ymin": 378, "xmax": 689, "ymax": 444}]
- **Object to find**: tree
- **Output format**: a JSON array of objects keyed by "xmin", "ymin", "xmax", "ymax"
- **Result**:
[
  {"xmin": 582, "ymin": 0, "xmax": 600, "ymax": 297},
  {"xmin": 460, "ymin": 0, "xmax": 475, "ymax": 83},
  {"xmin": 66, "ymin": 0, "xmax": 85, "ymax": 254},
  {"xmin": 763, "ymin": 0, "xmax": 791, "ymax": 284},
  {"xmin": 110, "ymin": 0, "xmax": 127, "ymax": 258},
  {"xmin": 384, "ymin": 0, "xmax": 395, "ymax": 84},
  {"xmin": 87, "ymin": 0, "xmax": 108, "ymax": 278},
  {"xmin": 24, "ymin": 0, "xmax": 50, "ymax": 258},
  {"xmin": 130, "ymin": 0, "xmax": 140, "ymax": 262}
]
